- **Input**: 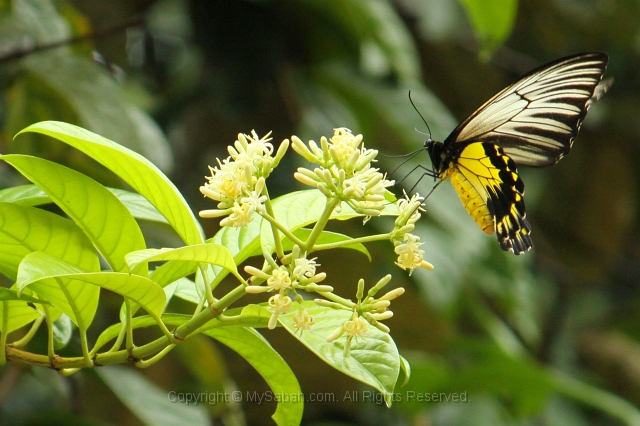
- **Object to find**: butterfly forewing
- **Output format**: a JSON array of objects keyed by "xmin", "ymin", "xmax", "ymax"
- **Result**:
[{"xmin": 444, "ymin": 53, "xmax": 610, "ymax": 167}]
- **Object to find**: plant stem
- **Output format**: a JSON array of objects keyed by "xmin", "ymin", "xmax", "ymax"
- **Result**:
[
  {"xmin": 260, "ymin": 210, "xmax": 304, "ymax": 249},
  {"xmin": 124, "ymin": 298, "xmax": 134, "ymax": 350},
  {"xmin": 311, "ymin": 233, "xmax": 390, "ymax": 252},
  {"xmin": 136, "ymin": 344, "xmax": 175, "ymax": 368},
  {"xmin": 317, "ymin": 291, "xmax": 355, "ymax": 307},
  {"xmin": 304, "ymin": 197, "xmax": 341, "ymax": 251},
  {"xmin": 0, "ymin": 302, "xmax": 8, "ymax": 365},
  {"xmin": 42, "ymin": 305, "xmax": 55, "ymax": 364},
  {"xmin": 263, "ymin": 188, "xmax": 285, "ymax": 258},
  {"xmin": 11, "ymin": 315, "xmax": 44, "ymax": 348}
]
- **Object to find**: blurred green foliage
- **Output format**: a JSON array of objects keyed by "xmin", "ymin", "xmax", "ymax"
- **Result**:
[{"xmin": 0, "ymin": 0, "xmax": 639, "ymax": 425}]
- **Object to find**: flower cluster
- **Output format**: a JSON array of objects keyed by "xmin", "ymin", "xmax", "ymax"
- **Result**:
[
  {"xmin": 292, "ymin": 128, "xmax": 394, "ymax": 219},
  {"xmin": 321, "ymin": 275, "xmax": 404, "ymax": 357},
  {"xmin": 391, "ymin": 193, "xmax": 434, "ymax": 275},
  {"xmin": 199, "ymin": 130, "xmax": 288, "ymax": 227},
  {"xmin": 245, "ymin": 245, "xmax": 331, "ymax": 329}
]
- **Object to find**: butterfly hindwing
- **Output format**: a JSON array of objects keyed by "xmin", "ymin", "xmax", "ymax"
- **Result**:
[{"xmin": 448, "ymin": 142, "xmax": 532, "ymax": 254}]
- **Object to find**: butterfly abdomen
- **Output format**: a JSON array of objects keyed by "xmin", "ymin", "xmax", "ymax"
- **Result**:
[{"xmin": 447, "ymin": 166, "xmax": 494, "ymax": 234}]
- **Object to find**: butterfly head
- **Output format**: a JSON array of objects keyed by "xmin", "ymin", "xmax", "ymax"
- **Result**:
[{"xmin": 424, "ymin": 138, "xmax": 446, "ymax": 175}]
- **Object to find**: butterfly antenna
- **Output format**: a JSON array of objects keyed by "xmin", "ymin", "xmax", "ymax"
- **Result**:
[
  {"xmin": 379, "ymin": 147, "xmax": 423, "ymax": 159},
  {"xmin": 408, "ymin": 90, "xmax": 431, "ymax": 140}
]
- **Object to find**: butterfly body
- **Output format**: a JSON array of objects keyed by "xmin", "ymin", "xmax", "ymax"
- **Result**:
[{"xmin": 424, "ymin": 52, "xmax": 611, "ymax": 255}]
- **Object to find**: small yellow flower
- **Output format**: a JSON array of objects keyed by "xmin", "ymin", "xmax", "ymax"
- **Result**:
[
  {"xmin": 292, "ymin": 257, "xmax": 319, "ymax": 280},
  {"xmin": 228, "ymin": 130, "xmax": 274, "ymax": 175},
  {"xmin": 394, "ymin": 233, "xmax": 434, "ymax": 275},
  {"xmin": 292, "ymin": 308, "xmax": 315, "ymax": 334},
  {"xmin": 220, "ymin": 202, "xmax": 255, "ymax": 227},
  {"xmin": 267, "ymin": 266, "xmax": 292, "ymax": 292},
  {"xmin": 267, "ymin": 294, "xmax": 292, "ymax": 329}
]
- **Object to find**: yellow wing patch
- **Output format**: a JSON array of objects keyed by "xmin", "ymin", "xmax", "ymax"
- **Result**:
[{"xmin": 444, "ymin": 142, "xmax": 533, "ymax": 254}]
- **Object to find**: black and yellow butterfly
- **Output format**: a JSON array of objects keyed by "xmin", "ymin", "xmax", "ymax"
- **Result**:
[{"xmin": 424, "ymin": 52, "xmax": 611, "ymax": 254}]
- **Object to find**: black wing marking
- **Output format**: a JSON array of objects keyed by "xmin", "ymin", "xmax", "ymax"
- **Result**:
[
  {"xmin": 444, "ymin": 52, "xmax": 611, "ymax": 167},
  {"xmin": 454, "ymin": 142, "xmax": 532, "ymax": 254}
]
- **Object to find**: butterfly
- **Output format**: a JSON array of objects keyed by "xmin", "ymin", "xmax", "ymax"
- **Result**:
[{"xmin": 423, "ymin": 52, "xmax": 612, "ymax": 255}]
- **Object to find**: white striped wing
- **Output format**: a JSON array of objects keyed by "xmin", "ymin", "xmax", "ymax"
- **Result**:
[{"xmin": 445, "ymin": 53, "xmax": 611, "ymax": 167}]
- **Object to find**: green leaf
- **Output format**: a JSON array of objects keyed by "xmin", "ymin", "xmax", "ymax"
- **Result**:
[
  {"xmin": 300, "ymin": 0, "xmax": 421, "ymax": 83},
  {"xmin": 0, "ymin": 202, "xmax": 100, "ymax": 279},
  {"xmin": 0, "ymin": 155, "xmax": 147, "ymax": 274},
  {"xmin": 16, "ymin": 121, "xmax": 204, "ymax": 246},
  {"xmin": 0, "ymin": 300, "xmax": 40, "ymax": 334},
  {"xmin": 0, "ymin": 0, "xmax": 70, "ymax": 51},
  {"xmin": 0, "ymin": 185, "xmax": 49, "ymax": 206},
  {"xmin": 96, "ymin": 366, "xmax": 211, "ymax": 426},
  {"xmin": 0, "ymin": 287, "xmax": 50, "ymax": 304},
  {"xmin": 125, "ymin": 244, "xmax": 238, "ymax": 279},
  {"xmin": 398, "ymin": 355, "xmax": 411, "ymax": 387},
  {"xmin": 108, "ymin": 188, "xmax": 169, "ymax": 225},
  {"xmin": 164, "ymin": 277, "xmax": 201, "ymax": 305},
  {"xmin": 0, "ymin": 185, "xmax": 170, "ymax": 226},
  {"xmin": 287, "ymin": 228, "xmax": 371, "ymax": 261},
  {"xmin": 261, "ymin": 189, "xmax": 397, "ymax": 255},
  {"xmin": 279, "ymin": 301, "xmax": 400, "ymax": 406},
  {"xmin": 52, "ymin": 313, "xmax": 73, "ymax": 350},
  {"xmin": 458, "ymin": 0, "xmax": 517, "ymax": 57},
  {"xmin": 204, "ymin": 327, "xmax": 303, "ymax": 426},
  {"xmin": 16, "ymin": 252, "xmax": 100, "ymax": 329},
  {"xmin": 17, "ymin": 252, "xmax": 165, "ymax": 324}
]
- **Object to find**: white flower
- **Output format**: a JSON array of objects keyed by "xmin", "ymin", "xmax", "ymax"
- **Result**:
[
  {"xmin": 220, "ymin": 202, "xmax": 255, "ymax": 227},
  {"xmin": 267, "ymin": 266, "xmax": 292, "ymax": 292},
  {"xmin": 394, "ymin": 233, "xmax": 434, "ymax": 275},
  {"xmin": 293, "ymin": 257, "xmax": 319, "ymax": 280},
  {"xmin": 267, "ymin": 294, "xmax": 292, "ymax": 329}
]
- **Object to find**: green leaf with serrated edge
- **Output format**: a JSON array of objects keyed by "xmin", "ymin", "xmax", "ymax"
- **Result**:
[
  {"xmin": 261, "ymin": 189, "xmax": 397, "ymax": 255},
  {"xmin": 97, "ymin": 366, "xmax": 210, "ymax": 426},
  {"xmin": 0, "ymin": 185, "xmax": 49, "ymax": 206},
  {"xmin": 204, "ymin": 326, "xmax": 303, "ymax": 426},
  {"xmin": 16, "ymin": 121, "xmax": 204, "ymax": 246},
  {"xmin": 279, "ymin": 301, "xmax": 400, "ymax": 406},
  {"xmin": 125, "ymin": 244, "xmax": 238, "ymax": 279},
  {"xmin": 0, "ymin": 300, "xmax": 40, "ymax": 334},
  {"xmin": 0, "ymin": 155, "xmax": 146, "ymax": 275},
  {"xmin": 0, "ymin": 202, "xmax": 100, "ymax": 280},
  {"xmin": 17, "ymin": 252, "xmax": 165, "ymax": 323},
  {"xmin": 283, "ymin": 228, "xmax": 371, "ymax": 261},
  {"xmin": 0, "ymin": 287, "xmax": 50, "ymax": 304},
  {"xmin": 53, "ymin": 313, "xmax": 73, "ymax": 350}
]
